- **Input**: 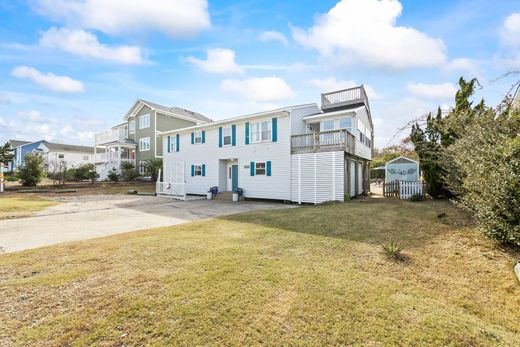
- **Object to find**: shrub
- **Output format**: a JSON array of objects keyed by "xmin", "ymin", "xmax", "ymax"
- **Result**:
[
  {"xmin": 107, "ymin": 168, "xmax": 119, "ymax": 183},
  {"xmin": 120, "ymin": 162, "xmax": 139, "ymax": 181},
  {"xmin": 4, "ymin": 172, "xmax": 18, "ymax": 182},
  {"xmin": 69, "ymin": 163, "xmax": 98, "ymax": 182},
  {"xmin": 409, "ymin": 193, "xmax": 424, "ymax": 202},
  {"xmin": 381, "ymin": 242, "xmax": 406, "ymax": 262},
  {"xmin": 17, "ymin": 153, "xmax": 45, "ymax": 186},
  {"xmin": 143, "ymin": 158, "xmax": 162, "ymax": 182}
]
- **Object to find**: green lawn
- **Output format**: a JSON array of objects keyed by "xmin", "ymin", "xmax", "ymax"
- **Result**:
[
  {"xmin": 0, "ymin": 196, "xmax": 59, "ymax": 219},
  {"xmin": 0, "ymin": 199, "xmax": 518, "ymax": 346}
]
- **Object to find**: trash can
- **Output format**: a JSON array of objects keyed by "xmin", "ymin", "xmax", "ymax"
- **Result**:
[
  {"xmin": 207, "ymin": 191, "xmax": 213, "ymax": 200},
  {"xmin": 234, "ymin": 188, "xmax": 243, "ymax": 197},
  {"xmin": 211, "ymin": 186, "xmax": 219, "ymax": 195},
  {"xmin": 232, "ymin": 193, "xmax": 239, "ymax": 202}
]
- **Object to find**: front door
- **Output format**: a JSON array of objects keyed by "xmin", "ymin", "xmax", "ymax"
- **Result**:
[{"xmin": 231, "ymin": 165, "xmax": 238, "ymax": 191}]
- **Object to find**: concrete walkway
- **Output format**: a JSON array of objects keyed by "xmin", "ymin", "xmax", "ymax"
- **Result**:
[{"xmin": 0, "ymin": 195, "xmax": 294, "ymax": 253}]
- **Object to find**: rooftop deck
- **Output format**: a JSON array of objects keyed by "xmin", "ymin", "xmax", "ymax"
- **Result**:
[
  {"xmin": 291, "ymin": 129, "xmax": 355, "ymax": 155},
  {"xmin": 321, "ymin": 86, "xmax": 370, "ymax": 113}
]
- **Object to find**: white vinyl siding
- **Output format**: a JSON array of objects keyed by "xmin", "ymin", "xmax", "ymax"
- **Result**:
[
  {"xmin": 139, "ymin": 137, "xmax": 150, "ymax": 151},
  {"xmin": 354, "ymin": 108, "xmax": 372, "ymax": 160},
  {"xmin": 139, "ymin": 114, "xmax": 150, "ymax": 129}
]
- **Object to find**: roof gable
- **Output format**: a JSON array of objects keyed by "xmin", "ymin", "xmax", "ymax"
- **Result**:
[
  {"xmin": 124, "ymin": 99, "xmax": 212, "ymax": 124},
  {"xmin": 386, "ymin": 156, "xmax": 419, "ymax": 165}
]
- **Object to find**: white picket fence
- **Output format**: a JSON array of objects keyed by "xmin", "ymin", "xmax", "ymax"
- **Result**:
[
  {"xmin": 399, "ymin": 181, "xmax": 425, "ymax": 199},
  {"xmin": 156, "ymin": 167, "xmax": 186, "ymax": 200}
]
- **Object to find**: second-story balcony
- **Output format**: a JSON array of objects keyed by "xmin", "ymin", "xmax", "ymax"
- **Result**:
[
  {"xmin": 94, "ymin": 128, "xmax": 127, "ymax": 145},
  {"xmin": 291, "ymin": 129, "xmax": 355, "ymax": 155}
]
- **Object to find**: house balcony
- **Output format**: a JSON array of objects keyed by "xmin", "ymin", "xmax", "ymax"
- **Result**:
[
  {"xmin": 291, "ymin": 129, "xmax": 356, "ymax": 155},
  {"xmin": 321, "ymin": 86, "xmax": 370, "ymax": 113},
  {"xmin": 94, "ymin": 129, "xmax": 127, "ymax": 145}
]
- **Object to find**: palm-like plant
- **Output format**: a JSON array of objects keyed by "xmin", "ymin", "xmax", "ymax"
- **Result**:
[{"xmin": 144, "ymin": 158, "xmax": 162, "ymax": 182}]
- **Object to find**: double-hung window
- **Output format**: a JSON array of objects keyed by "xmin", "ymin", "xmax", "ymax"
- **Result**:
[
  {"xmin": 358, "ymin": 119, "xmax": 365, "ymax": 143},
  {"xmin": 194, "ymin": 131, "xmax": 202, "ymax": 144},
  {"xmin": 223, "ymin": 127, "xmax": 232, "ymax": 146},
  {"xmin": 170, "ymin": 135, "xmax": 176, "ymax": 152},
  {"xmin": 129, "ymin": 120, "xmax": 135, "ymax": 133},
  {"xmin": 139, "ymin": 114, "xmax": 150, "ymax": 129},
  {"xmin": 251, "ymin": 120, "xmax": 271, "ymax": 143},
  {"xmin": 255, "ymin": 162, "xmax": 266, "ymax": 175},
  {"xmin": 139, "ymin": 137, "xmax": 150, "ymax": 151},
  {"xmin": 194, "ymin": 165, "xmax": 202, "ymax": 176},
  {"xmin": 139, "ymin": 161, "xmax": 146, "ymax": 175},
  {"xmin": 322, "ymin": 119, "xmax": 335, "ymax": 131}
]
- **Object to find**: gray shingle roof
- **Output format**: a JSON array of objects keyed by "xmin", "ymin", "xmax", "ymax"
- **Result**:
[
  {"xmin": 139, "ymin": 99, "xmax": 212, "ymax": 123},
  {"xmin": 41, "ymin": 141, "xmax": 95, "ymax": 153},
  {"xmin": 8, "ymin": 139, "xmax": 31, "ymax": 148}
]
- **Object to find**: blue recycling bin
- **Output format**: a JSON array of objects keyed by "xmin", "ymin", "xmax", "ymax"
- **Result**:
[
  {"xmin": 211, "ymin": 186, "xmax": 219, "ymax": 195},
  {"xmin": 234, "ymin": 188, "xmax": 243, "ymax": 197}
]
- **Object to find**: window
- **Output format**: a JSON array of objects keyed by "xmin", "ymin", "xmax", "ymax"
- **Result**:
[
  {"xmin": 129, "ymin": 120, "xmax": 135, "ymax": 133},
  {"xmin": 358, "ymin": 119, "xmax": 365, "ymax": 143},
  {"xmin": 223, "ymin": 127, "xmax": 232, "ymax": 146},
  {"xmin": 139, "ymin": 137, "xmax": 150, "ymax": 151},
  {"xmin": 83, "ymin": 155, "xmax": 89, "ymax": 161},
  {"xmin": 251, "ymin": 120, "xmax": 271, "ymax": 143},
  {"xmin": 139, "ymin": 114, "xmax": 150, "ymax": 129},
  {"xmin": 255, "ymin": 162, "xmax": 266, "ymax": 175},
  {"xmin": 322, "ymin": 119, "xmax": 335, "ymax": 131},
  {"xmin": 194, "ymin": 131, "xmax": 202, "ymax": 144},
  {"xmin": 339, "ymin": 118, "xmax": 352, "ymax": 132},
  {"xmin": 139, "ymin": 161, "xmax": 146, "ymax": 175},
  {"xmin": 194, "ymin": 165, "xmax": 202, "ymax": 176},
  {"xmin": 58, "ymin": 153, "xmax": 64, "ymax": 159}
]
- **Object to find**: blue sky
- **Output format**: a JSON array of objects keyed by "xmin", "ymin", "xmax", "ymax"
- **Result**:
[{"xmin": 1, "ymin": 0, "xmax": 519, "ymax": 148}]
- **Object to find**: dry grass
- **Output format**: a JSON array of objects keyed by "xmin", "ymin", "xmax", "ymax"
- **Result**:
[
  {"xmin": 0, "ymin": 199, "xmax": 519, "ymax": 346},
  {"xmin": 0, "ymin": 196, "xmax": 60, "ymax": 220}
]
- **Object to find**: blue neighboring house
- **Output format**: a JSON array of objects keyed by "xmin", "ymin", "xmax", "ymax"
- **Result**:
[
  {"xmin": 5, "ymin": 139, "xmax": 30, "ymax": 171},
  {"xmin": 10, "ymin": 140, "xmax": 46, "ymax": 170}
]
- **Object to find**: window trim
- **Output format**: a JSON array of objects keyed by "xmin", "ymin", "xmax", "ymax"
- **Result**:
[
  {"xmin": 139, "ymin": 114, "xmax": 150, "ymax": 129},
  {"xmin": 194, "ymin": 131, "xmax": 203, "ymax": 145},
  {"xmin": 138, "ymin": 161, "xmax": 146, "ymax": 175},
  {"xmin": 255, "ymin": 161, "xmax": 266, "ymax": 176},
  {"xmin": 250, "ymin": 120, "xmax": 272, "ymax": 144},
  {"xmin": 194, "ymin": 164, "xmax": 202, "ymax": 176},
  {"xmin": 222, "ymin": 126, "xmax": 232, "ymax": 146},
  {"xmin": 139, "ymin": 137, "xmax": 151, "ymax": 151},
  {"xmin": 169, "ymin": 135, "xmax": 176, "ymax": 153},
  {"xmin": 129, "ymin": 119, "xmax": 136, "ymax": 134}
]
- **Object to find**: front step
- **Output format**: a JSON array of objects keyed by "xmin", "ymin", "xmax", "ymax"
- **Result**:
[{"xmin": 213, "ymin": 192, "xmax": 234, "ymax": 201}]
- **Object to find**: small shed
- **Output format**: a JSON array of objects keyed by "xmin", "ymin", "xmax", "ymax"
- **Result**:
[{"xmin": 385, "ymin": 156, "xmax": 419, "ymax": 183}]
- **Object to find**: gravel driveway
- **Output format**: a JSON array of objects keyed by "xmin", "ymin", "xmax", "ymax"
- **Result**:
[{"xmin": 0, "ymin": 195, "xmax": 294, "ymax": 253}]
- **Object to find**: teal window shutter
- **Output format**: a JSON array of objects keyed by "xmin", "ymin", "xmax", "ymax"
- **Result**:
[
  {"xmin": 231, "ymin": 124, "xmax": 236, "ymax": 146},
  {"xmin": 266, "ymin": 161, "xmax": 271, "ymax": 176},
  {"xmin": 245, "ymin": 122, "xmax": 250, "ymax": 144},
  {"xmin": 191, "ymin": 164, "xmax": 194, "ymax": 177},
  {"xmin": 202, "ymin": 164, "xmax": 206, "ymax": 176},
  {"xmin": 202, "ymin": 131, "xmax": 206, "ymax": 144},
  {"xmin": 167, "ymin": 135, "xmax": 171, "ymax": 153},
  {"xmin": 272, "ymin": 117, "xmax": 277, "ymax": 142},
  {"xmin": 176, "ymin": 134, "xmax": 180, "ymax": 152},
  {"xmin": 219, "ymin": 127, "xmax": 223, "ymax": 147},
  {"xmin": 191, "ymin": 132, "xmax": 194, "ymax": 144},
  {"xmin": 250, "ymin": 161, "xmax": 255, "ymax": 176}
]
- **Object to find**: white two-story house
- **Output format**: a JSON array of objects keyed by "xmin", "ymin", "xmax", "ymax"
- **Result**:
[{"xmin": 158, "ymin": 86, "xmax": 374, "ymax": 204}]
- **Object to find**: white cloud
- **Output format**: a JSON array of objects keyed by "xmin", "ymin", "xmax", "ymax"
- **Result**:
[
  {"xmin": 308, "ymin": 77, "xmax": 379, "ymax": 99},
  {"xmin": 220, "ymin": 77, "xmax": 295, "ymax": 101},
  {"xmin": 40, "ymin": 27, "xmax": 144, "ymax": 64},
  {"xmin": 407, "ymin": 82, "xmax": 457, "ymax": 100},
  {"xmin": 185, "ymin": 48, "xmax": 244, "ymax": 75},
  {"xmin": 16, "ymin": 110, "xmax": 44, "ymax": 122},
  {"xmin": 34, "ymin": 0, "xmax": 210, "ymax": 38},
  {"xmin": 444, "ymin": 58, "xmax": 479, "ymax": 75},
  {"xmin": 500, "ymin": 12, "xmax": 520, "ymax": 47},
  {"xmin": 291, "ymin": 0, "xmax": 446, "ymax": 69},
  {"xmin": 259, "ymin": 31, "xmax": 289, "ymax": 46},
  {"xmin": 11, "ymin": 66, "xmax": 85, "ymax": 93}
]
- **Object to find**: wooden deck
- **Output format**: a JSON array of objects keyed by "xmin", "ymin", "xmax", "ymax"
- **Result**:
[{"xmin": 291, "ymin": 129, "xmax": 356, "ymax": 154}]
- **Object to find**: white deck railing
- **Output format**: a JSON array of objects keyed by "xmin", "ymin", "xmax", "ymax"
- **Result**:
[
  {"xmin": 95, "ymin": 129, "xmax": 127, "ymax": 145},
  {"xmin": 156, "ymin": 182, "xmax": 186, "ymax": 200},
  {"xmin": 321, "ymin": 86, "xmax": 369, "ymax": 111}
]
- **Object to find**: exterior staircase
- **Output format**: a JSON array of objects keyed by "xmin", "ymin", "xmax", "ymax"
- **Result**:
[{"xmin": 212, "ymin": 191, "xmax": 234, "ymax": 201}]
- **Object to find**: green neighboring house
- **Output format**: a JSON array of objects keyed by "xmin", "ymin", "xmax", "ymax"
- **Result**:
[{"xmin": 94, "ymin": 99, "xmax": 211, "ymax": 180}]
